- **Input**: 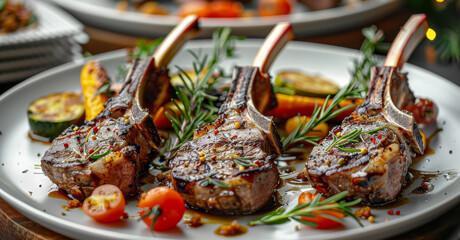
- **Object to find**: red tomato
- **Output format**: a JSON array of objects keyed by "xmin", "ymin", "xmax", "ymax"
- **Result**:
[
  {"xmin": 258, "ymin": 0, "xmax": 293, "ymax": 16},
  {"xmin": 208, "ymin": 1, "xmax": 243, "ymax": 18},
  {"xmin": 82, "ymin": 184, "xmax": 126, "ymax": 223},
  {"xmin": 298, "ymin": 192, "xmax": 345, "ymax": 229},
  {"xmin": 403, "ymin": 98, "xmax": 438, "ymax": 126},
  {"xmin": 138, "ymin": 187, "xmax": 185, "ymax": 231},
  {"xmin": 176, "ymin": 1, "xmax": 212, "ymax": 18}
]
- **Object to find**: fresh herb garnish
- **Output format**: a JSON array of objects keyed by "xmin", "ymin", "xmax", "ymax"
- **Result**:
[
  {"xmin": 281, "ymin": 26, "xmax": 385, "ymax": 151},
  {"xmin": 233, "ymin": 156, "xmax": 257, "ymax": 168},
  {"xmin": 72, "ymin": 129, "xmax": 112, "ymax": 163},
  {"xmin": 325, "ymin": 125, "xmax": 387, "ymax": 152},
  {"xmin": 199, "ymin": 177, "xmax": 232, "ymax": 188},
  {"xmin": 248, "ymin": 191, "xmax": 362, "ymax": 227},
  {"xmin": 161, "ymin": 28, "xmax": 243, "ymax": 160}
]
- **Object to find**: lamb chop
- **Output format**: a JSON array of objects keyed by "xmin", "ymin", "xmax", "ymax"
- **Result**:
[
  {"xmin": 169, "ymin": 23, "xmax": 294, "ymax": 214},
  {"xmin": 40, "ymin": 16, "xmax": 200, "ymax": 200},
  {"xmin": 305, "ymin": 14, "xmax": 427, "ymax": 205}
]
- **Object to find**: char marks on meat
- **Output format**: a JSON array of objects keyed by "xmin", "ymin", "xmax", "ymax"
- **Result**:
[
  {"xmin": 41, "ymin": 16, "xmax": 200, "ymax": 200},
  {"xmin": 306, "ymin": 15, "xmax": 428, "ymax": 205},
  {"xmin": 169, "ymin": 23, "xmax": 294, "ymax": 214}
]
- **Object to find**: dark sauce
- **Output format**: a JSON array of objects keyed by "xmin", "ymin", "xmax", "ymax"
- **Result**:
[
  {"xmin": 48, "ymin": 189, "xmax": 71, "ymax": 200},
  {"xmin": 412, "ymin": 128, "xmax": 442, "ymax": 165},
  {"xmin": 214, "ymin": 222, "xmax": 248, "ymax": 237}
]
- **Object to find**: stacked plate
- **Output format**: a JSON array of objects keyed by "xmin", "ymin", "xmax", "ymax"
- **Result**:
[{"xmin": 0, "ymin": 0, "xmax": 86, "ymax": 83}]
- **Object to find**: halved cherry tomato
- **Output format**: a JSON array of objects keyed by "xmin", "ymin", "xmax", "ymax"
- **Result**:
[
  {"xmin": 298, "ymin": 192, "xmax": 345, "ymax": 229},
  {"xmin": 82, "ymin": 184, "xmax": 125, "ymax": 223},
  {"xmin": 258, "ymin": 0, "xmax": 294, "ymax": 16},
  {"xmin": 403, "ymin": 98, "xmax": 438, "ymax": 126},
  {"xmin": 138, "ymin": 187, "xmax": 185, "ymax": 231}
]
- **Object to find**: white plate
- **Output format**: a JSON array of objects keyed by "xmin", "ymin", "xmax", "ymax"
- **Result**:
[
  {"xmin": 47, "ymin": 0, "xmax": 401, "ymax": 37},
  {"xmin": 0, "ymin": 40, "xmax": 459, "ymax": 240}
]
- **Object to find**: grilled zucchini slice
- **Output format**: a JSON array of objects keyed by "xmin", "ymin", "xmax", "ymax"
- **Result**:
[
  {"xmin": 274, "ymin": 71, "xmax": 339, "ymax": 97},
  {"xmin": 28, "ymin": 92, "xmax": 85, "ymax": 141}
]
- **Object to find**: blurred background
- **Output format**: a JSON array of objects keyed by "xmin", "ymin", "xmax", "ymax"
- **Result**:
[{"xmin": 0, "ymin": 0, "xmax": 459, "ymax": 239}]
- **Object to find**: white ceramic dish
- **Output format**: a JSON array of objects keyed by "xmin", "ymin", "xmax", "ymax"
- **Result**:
[
  {"xmin": 0, "ymin": 40, "xmax": 458, "ymax": 240},
  {"xmin": 47, "ymin": 0, "xmax": 401, "ymax": 37}
]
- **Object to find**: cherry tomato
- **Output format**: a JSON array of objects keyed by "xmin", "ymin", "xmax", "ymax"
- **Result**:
[
  {"xmin": 176, "ymin": 1, "xmax": 212, "ymax": 18},
  {"xmin": 82, "ymin": 184, "xmax": 126, "ymax": 223},
  {"xmin": 403, "ymin": 98, "xmax": 438, "ymax": 126},
  {"xmin": 258, "ymin": 0, "xmax": 294, "ymax": 17},
  {"xmin": 208, "ymin": 1, "xmax": 243, "ymax": 18},
  {"xmin": 138, "ymin": 187, "xmax": 185, "ymax": 231},
  {"xmin": 298, "ymin": 192, "xmax": 345, "ymax": 229}
]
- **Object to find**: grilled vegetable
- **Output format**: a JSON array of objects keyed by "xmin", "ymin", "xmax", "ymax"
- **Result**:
[
  {"xmin": 80, "ymin": 61, "xmax": 111, "ymax": 121},
  {"xmin": 28, "ymin": 92, "xmax": 84, "ymax": 140},
  {"xmin": 266, "ymin": 93, "xmax": 362, "ymax": 121},
  {"xmin": 274, "ymin": 71, "xmax": 339, "ymax": 97}
]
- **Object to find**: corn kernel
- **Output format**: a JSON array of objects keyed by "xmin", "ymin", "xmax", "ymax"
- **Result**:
[
  {"xmin": 234, "ymin": 121, "xmax": 241, "ymax": 129},
  {"xmin": 73, "ymin": 126, "xmax": 79, "ymax": 131},
  {"xmin": 338, "ymin": 158, "xmax": 345, "ymax": 165},
  {"xmin": 336, "ymin": 132, "xmax": 341, "ymax": 137},
  {"xmin": 239, "ymin": 166, "xmax": 245, "ymax": 171},
  {"xmin": 91, "ymin": 135, "xmax": 97, "ymax": 140},
  {"xmin": 124, "ymin": 114, "xmax": 129, "ymax": 119},
  {"xmin": 125, "ymin": 119, "xmax": 130, "ymax": 123},
  {"xmin": 199, "ymin": 152, "xmax": 204, "ymax": 157},
  {"xmin": 200, "ymin": 157, "xmax": 206, "ymax": 162},
  {"xmin": 361, "ymin": 148, "xmax": 368, "ymax": 155}
]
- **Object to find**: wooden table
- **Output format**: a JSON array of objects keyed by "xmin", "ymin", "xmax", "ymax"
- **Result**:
[{"xmin": 1, "ymin": 7, "xmax": 460, "ymax": 240}]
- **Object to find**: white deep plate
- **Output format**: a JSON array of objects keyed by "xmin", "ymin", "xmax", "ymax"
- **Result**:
[
  {"xmin": 0, "ymin": 40, "xmax": 459, "ymax": 240},
  {"xmin": 47, "ymin": 0, "xmax": 401, "ymax": 37}
]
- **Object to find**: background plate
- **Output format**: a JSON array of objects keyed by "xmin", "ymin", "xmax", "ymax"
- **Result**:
[
  {"xmin": 0, "ymin": 40, "xmax": 458, "ymax": 240},
  {"xmin": 47, "ymin": 0, "xmax": 401, "ymax": 37}
]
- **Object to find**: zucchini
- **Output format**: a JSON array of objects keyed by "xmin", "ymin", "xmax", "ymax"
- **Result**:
[
  {"xmin": 28, "ymin": 92, "xmax": 85, "ymax": 141},
  {"xmin": 274, "ymin": 71, "xmax": 339, "ymax": 97}
]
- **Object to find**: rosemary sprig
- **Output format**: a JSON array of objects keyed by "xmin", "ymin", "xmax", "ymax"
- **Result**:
[
  {"xmin": 233, "ymin": 157, "xmax": 257, "ymax": 168},
  {"xmin": 324, "ymin": 125, "xmax": 388, "ymax": 152},
  {"xmin": 162, "ymin": 28, "xmax": 243, "ymax": 160},
  {"xmin": 281, "ymin": 26, "xmax": 385, "ymax": 150},
  {"xmin": 199, "ymin": 177, "xmax": 232, "ymax": 188},
  {"xmin": 248, "ymin": 191, "xmax": 362, "ymax": 227}
]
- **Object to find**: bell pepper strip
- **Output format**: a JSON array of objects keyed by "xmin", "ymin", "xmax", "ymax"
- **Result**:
[{"xmin": 266, "ymin": 93, "xmax": 363, "ymax": 121}]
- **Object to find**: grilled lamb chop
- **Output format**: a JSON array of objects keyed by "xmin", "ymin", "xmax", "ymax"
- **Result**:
[
  {"xmin": 306, "ymin": 15, "xmax": 427, "ymax": 205},
  {"xmin": 41, "ymin": 16, "xmax": 200, "ymax": 200},
  {"xmin": 169, "ymin": 23, "xmax": 294, "ymax": 214}
]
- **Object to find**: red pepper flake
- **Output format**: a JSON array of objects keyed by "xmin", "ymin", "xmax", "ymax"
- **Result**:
[
  {"xmin": 319, "ymin": 139, "xmax": 323, "ymax": 144},
  {"xmin": 76, "ymin": 131, "xmax": 81, "ymax": 135},
  {"xmin": 79, "ymin": 148, "xmax": 83, "ymax": 152},
  {"xmin": 230, "ymin": 135, "xmax": 238, "ymax": 139},
  {"xmin": 371, "ymin": 138, "xmax": 376, "ymax": 144},
  {"xmin": 357, "ymin": 121, "xmax": 361, "ymax": 126},
  {"xmin": 113, "ymin": 128, "xmax": 118, "ymax": 133},
  {"xmin": 248, "ymin": 152, "xmax": 255, "ymax": 156},
  {"xmin": 196, "ymin": 162, "xmax": 202, "ymax": 168},
  {"xmin": 214, "ymin": 130, "xmax": 219, "ymax": 134},
  {"xmin": 395, "ymin": 210, "xmax": 400, "ymax": 215},
  {"xmin": 254, "ymin": 160, "xmax": 261, "ymax": 167},
  {"xmin": 248, "ymin": 166, "xmax": 254, "ymax": 170},
  {"xmin": 422, "ymin": 182, "xmax": 428, "ymax": 190},
  {"xmin": 388, "ymin": 210, "xmax": 394, "ymax": 215},
  {"xmin": 63, "ymin": 143, "xmax": 69, "ymax": 148},
  {"xmin": 110, "ymin": 145, "xmax": 114, "ymax": 148},
  {"xmin": 88, "ymin": 149, "xmax": 94, "ymax": 154},
  {"xmin": 113, "ymin": 138, "xmax": 117, "ymax": 141},
  {"xmin": 93, "ymin": 127, "xmax": 99, "ymax": 133},
  {"xmin": 378, "ymin": 134, "xmax": 382, "ymax": 139},
  {"xmin": 74, "ymin": 154, "xmax": 80, "ymax": 158}
]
